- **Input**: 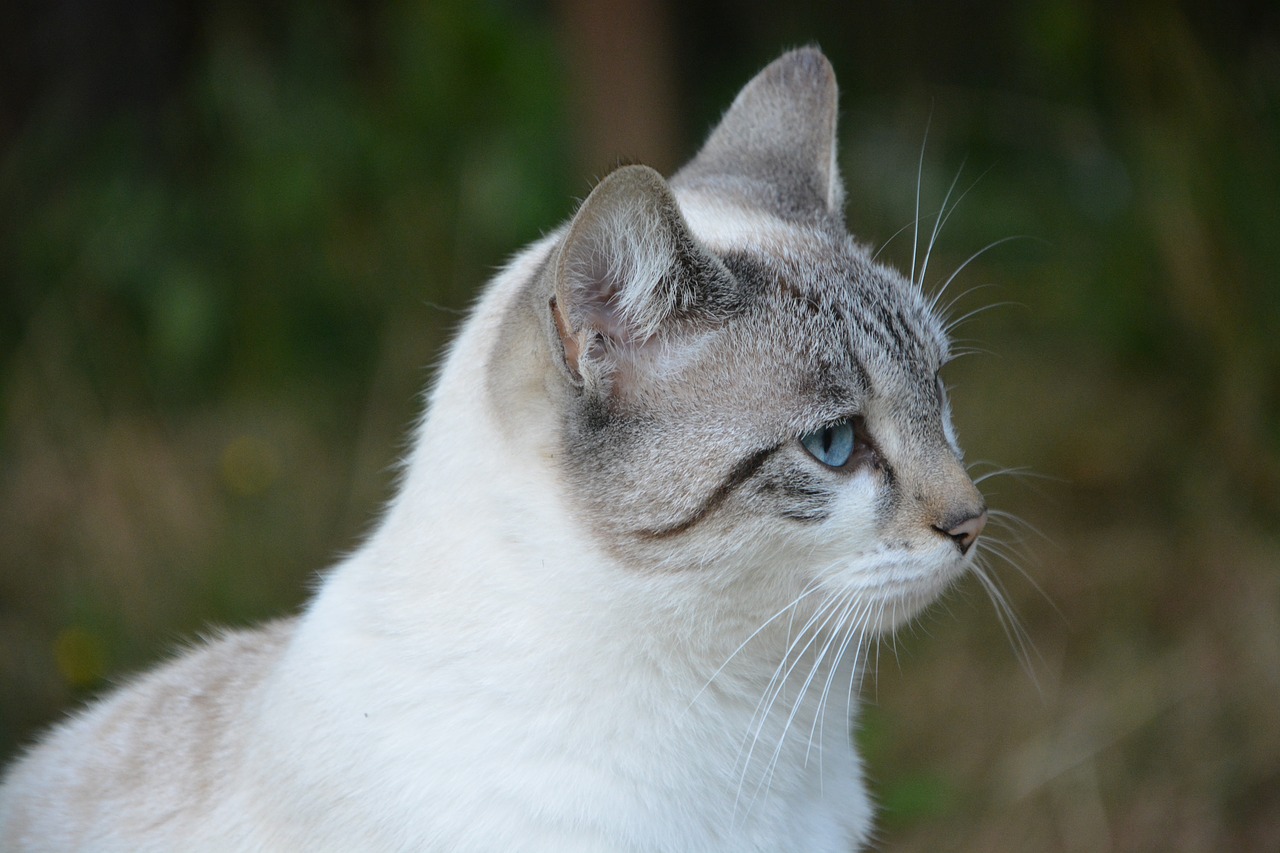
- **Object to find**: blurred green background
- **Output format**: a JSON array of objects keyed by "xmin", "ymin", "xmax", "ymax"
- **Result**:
[{"xmin": 2, "ymin": 0, "xmax": 1277, "ymax": 849}]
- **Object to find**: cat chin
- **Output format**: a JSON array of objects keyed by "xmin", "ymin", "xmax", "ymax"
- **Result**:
[
  {"xmin": 814, "ymin": 548, "xmax": 972, "ymax": 633},
  {"xmin": 864, "ymin": 587, "xmax": 952, "ymax": 634}
]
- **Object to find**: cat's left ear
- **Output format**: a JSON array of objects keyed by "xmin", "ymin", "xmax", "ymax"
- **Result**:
[
  {"xmin": 549, "ymin": 165, "xmax": 735, "ymax": 397},
  {"xmin": 673, "ymin": 46, "xmax": 843, "ymax": 221}
]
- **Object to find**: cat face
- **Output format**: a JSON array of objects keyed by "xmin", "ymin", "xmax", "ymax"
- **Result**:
[{"xmin": 512, "ymin": 49, "xmax": 984, "ymax": 632}]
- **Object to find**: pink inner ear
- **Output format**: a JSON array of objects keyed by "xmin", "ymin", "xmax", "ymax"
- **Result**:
[
  {"xmin": 551, "ymin": 271, "xmax": 646, "ymax": 385},
  {"xmin": 582, "ymin": 291, "xmax": 638, "ymax": 352},
  {"xmin": 570, "ymin": 252, "xmax": 648, "ymax": 353},
  {"xmin": 550, "ymin": 296, "xmax": 583, "ymax": 380}
]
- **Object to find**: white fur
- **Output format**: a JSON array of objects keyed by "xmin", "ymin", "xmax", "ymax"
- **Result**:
[{"xmin": 678, "ymin": 189, "xmax": 798, "ymax": 253}]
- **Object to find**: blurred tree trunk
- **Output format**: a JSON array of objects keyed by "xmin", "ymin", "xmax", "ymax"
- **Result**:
[{"xmin": 554, "ymin": 0, "xmax": 680, "ymax": 178}]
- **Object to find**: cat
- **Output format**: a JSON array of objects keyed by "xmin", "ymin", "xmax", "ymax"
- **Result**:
[{"xmin": 0, "ymin": 47, "xmax": 987, "ymax": 852}]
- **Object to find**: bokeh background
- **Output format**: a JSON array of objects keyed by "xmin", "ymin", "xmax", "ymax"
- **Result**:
[{"xmin": 2, "ymin": 0, "xmax": 1277, "ymax": 849}]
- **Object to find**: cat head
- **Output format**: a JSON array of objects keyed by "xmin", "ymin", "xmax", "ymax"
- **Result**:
[{"xmin": 503, "ymin": 48, "xmax": 985, "ymax": 631}]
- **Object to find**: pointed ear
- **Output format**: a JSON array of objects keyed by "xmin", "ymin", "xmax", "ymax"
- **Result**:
[
  {"xmin": 672, "ymin": 46, "xmax": 843, "ymax": 221},
  {"xmin": 549, "ymin": 165, "xmax": 734, "ymax": 396}
]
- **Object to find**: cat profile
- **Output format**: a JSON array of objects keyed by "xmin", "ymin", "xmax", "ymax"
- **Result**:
[{"xmin": 0, "ymin": 47, "xmax": 987, "ymax": 852}]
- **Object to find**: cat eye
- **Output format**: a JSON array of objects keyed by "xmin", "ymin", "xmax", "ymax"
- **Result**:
[{"xmin": 800, "ymin": 419, "xmax": 859, "ymax": 469}]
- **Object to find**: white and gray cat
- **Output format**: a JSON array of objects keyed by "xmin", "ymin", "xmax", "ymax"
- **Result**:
[{"xmin": 0, "ymin": 47, "xmax": 987, "ymax": 851}]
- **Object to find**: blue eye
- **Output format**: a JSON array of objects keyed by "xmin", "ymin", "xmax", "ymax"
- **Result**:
[{"xmin": 800, "ymin": 420, "xmax": 857, "ymax": 468}]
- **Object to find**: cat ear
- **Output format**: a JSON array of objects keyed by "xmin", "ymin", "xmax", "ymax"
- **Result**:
[
  {"xmin": 550, "ymin": 164, "xmax": 733, "ymax": 395},
  {"xmin": 673, "ymin": 46, "xmax": 844, "ymax": 220}
]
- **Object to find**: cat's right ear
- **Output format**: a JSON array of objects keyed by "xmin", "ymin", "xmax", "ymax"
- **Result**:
[{"xmin": 549, "ymin": 165, "xmax": 733, "ymax": 398}]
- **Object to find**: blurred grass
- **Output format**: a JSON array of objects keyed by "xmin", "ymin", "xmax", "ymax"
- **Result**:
[{"xmin": 2, "ymin": 1, "xmax": 1279, "ymax": 850}]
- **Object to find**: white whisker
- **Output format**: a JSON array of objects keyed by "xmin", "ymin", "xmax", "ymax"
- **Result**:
[
  {"xmin": 917, "ymin": 157, "xmax": 966, "ymax": 290},
  {"xmin": 936, "ymin": 281, "xmax": 999, "ymax": 324},
  {"xmin": 987, "ymin": 508, "xmax": 1053, "ymax": 544},
  {"xmin": 979, "ymin": 535, "xmax": 1062, "ymax": 624},
  {"xmin": 910, "ymin": 115, "xmax": 931, "ymax": 288},
  {"xmin": 688, "ymin": 578, "xmax": 829, "ymax": 710},
  {"xmin": 752, "ymin": 593, "xmax": 860, "ymax": 803},
  {"xmin": 807, "ymin": 597, "xmax": 875, "ymax": 768},
  {"xmin": 931, "ymin": 234, "xmax": 1027, "ymax": 315},
  {"xmin": 871, "ymin": 219, "xmax": 919, "ymax": 264},
  {"xmin": 733, "ymin": 587, "xmax": 853, "ymax": 819},
  {"xmin": 970, "ymin": 561, "xmax": 1042, "ymax": 690},
  {"xmin": 943, "ymin": 300, "xmax": 1020, "ymax": 337},
  {"xmin": 920, "ymin": 163, "xmax": 995, "ymax": 293},
  {"xmin": 945, "ymin": 344, "xmax": 996, "ymax": 361}
]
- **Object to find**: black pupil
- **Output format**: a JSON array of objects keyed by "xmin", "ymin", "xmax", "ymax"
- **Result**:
[{"xmin": 822, "ymin": 429, "xmax": 835, "ymax": 453}]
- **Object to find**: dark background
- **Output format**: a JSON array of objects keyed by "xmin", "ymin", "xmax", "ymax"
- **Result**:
[{"xmin": 2, "ymin": 0, "xmax": 1278, "ymax": 849}]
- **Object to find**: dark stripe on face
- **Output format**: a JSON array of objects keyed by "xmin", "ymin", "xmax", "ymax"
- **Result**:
[
  {"xmin": 776, "ymin": 277, "xmax": 825, "ymax": 318},
  {"xmin": 637, "ymin": 443, "xmax": 781, "ymax": 539},
  {"xmin": 827, "ymin": 302, "xmax": 874, "ymax": 396}
]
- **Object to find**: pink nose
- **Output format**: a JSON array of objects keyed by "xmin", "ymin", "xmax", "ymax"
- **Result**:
[{"xmin": 936, "ymin": 509, "xmax": 987, "ymax": 556}]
